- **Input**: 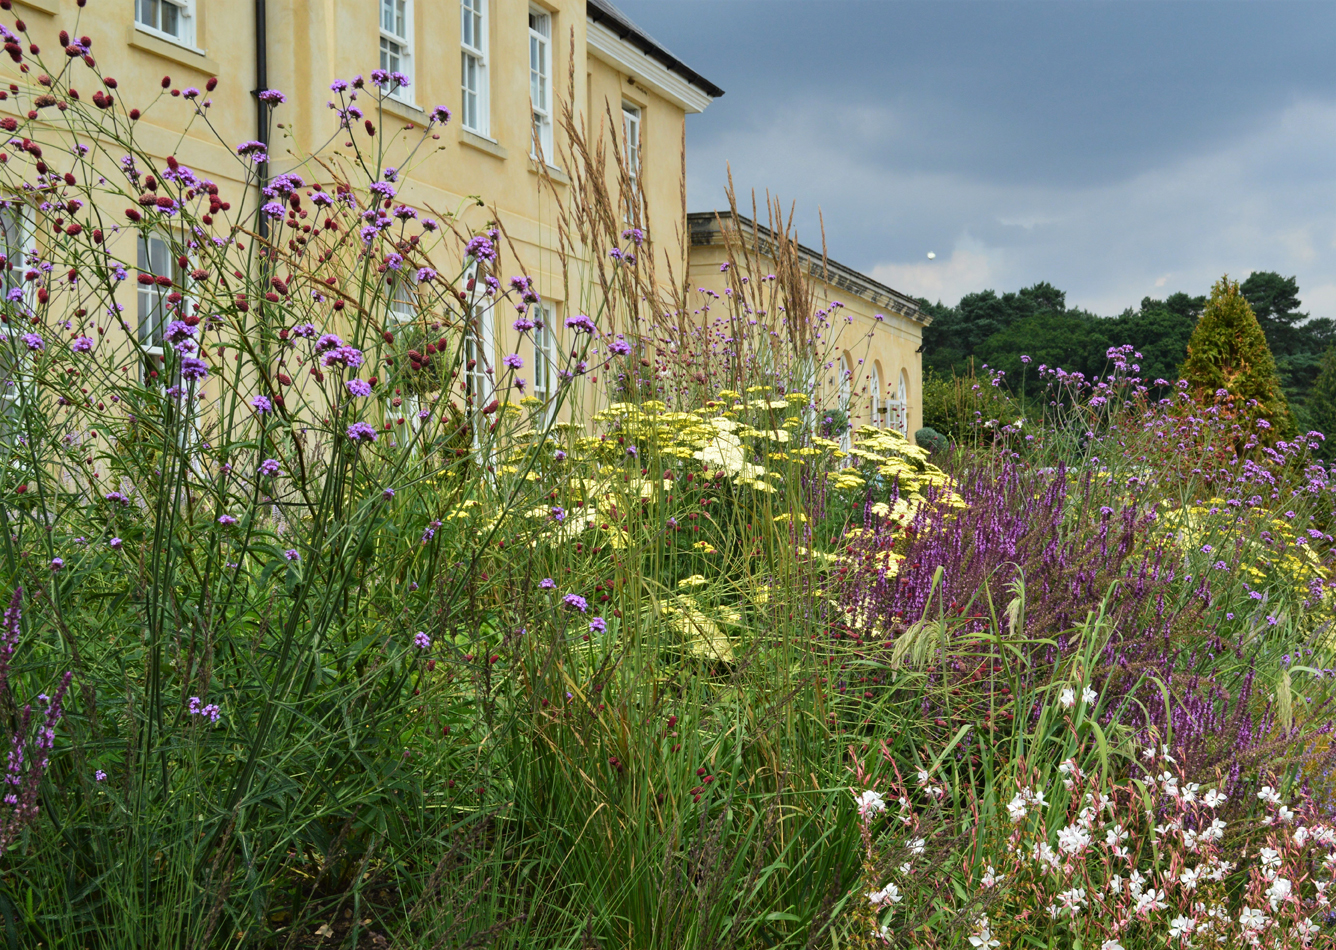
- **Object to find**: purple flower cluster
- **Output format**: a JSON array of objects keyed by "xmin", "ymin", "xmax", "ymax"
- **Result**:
[
  {"xmin": 187, "ymin": 697, "xmax": 221, "ymax": 724},
  {"xmin": 562, "ymin": 593, "xmax": 588, "ymax": 613}
]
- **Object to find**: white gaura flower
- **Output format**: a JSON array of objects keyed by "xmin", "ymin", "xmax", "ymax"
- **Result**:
[
  {"xmin": 1278, "ymin": 805, "xmax": 1295, "ymax": 824},
  {"xmin": 1106, "ymin": 824, "xmax": 1129, "ymax": 848},
  {"xmin": 1203, "ymin": 788, "xmax": 1227, "ymax": 808},
  {"xmin": 968, "ymin": 913, "xmax": 1000, "ymax": 949},
  {"xmin": 1168, "ymin": 915, "xmax": 1195, "ymax": 939},
  {"xmin": 1059, "ymin": 687, "xmax": 1076, "ymax": 709},
  {"xmin": 1100, "ymin": 942, "xmax": 1125, "ymax": 950},
  {"xmin": 1180, "ymin": 866, "xmax": 1200, "ymax": 891},
  {"xmin": 1107, "ymin": 874, "xmax": 1123, "ymax": 895},
  {"xmin": 1260, "ymin": 847, "xmax": 1282, "ymax": 872},
  {"xmin": 855, "ymin": 789, "xmax": 887, "ymax": 818},
  {"xmin": 1134, "ymin": 887, "xmax": 1166, "ymax": 915},
  {"xmin": 980, "ymin": 865, "xmax": 1003, "ymax": 888},
  {"xmin": 1058, "ymin": 824, "xmax": 1092, "ymax": 856},
  {"xmin": 1055, "ymin": 886, "xmax": 1088, "ymax": 918},
  {"xmin": 1258, "ymin": 785, "xmax": 1282, "ymax": 806},
  {"xmin": 1267, "ymin": 877, "xmax": 1292, "ymax": 911},
  {"xmin": 1294, "ymin": 917, "xmax": 1320, "ymax": 942},
  {"xmin": 1032, "ymin": 841, "xmax": 1060, "ymax": 869},
  {"xmin": 1294, "ymin": 826, "xmax": 1310, "ymax": 846},
  {"xmin": 867, "ymin": 881, "xmax": 902, "ymax": 907},
  {"xmin": 1082, "ymin": 685, "xmax": 1097, "ymax": 705},
  {"xmin": 906, "ymin": 837, "xmax": 926, "ymax": 857},
  {"xmin": 1007, "ymin": 793, "xmax": 1028, "ymax": 823},
  {"xmin": 1239, "ymin": 906, "xmax": 1268, "ymax": 931}
]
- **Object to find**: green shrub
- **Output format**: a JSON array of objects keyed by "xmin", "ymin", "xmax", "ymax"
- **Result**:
[{"xmin": 1179, "ymin": 275, "xmax": 1296, "ymax": 440}]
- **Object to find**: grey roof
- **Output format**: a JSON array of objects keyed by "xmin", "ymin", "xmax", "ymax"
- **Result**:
[
  {"xmin": 586, "ymin": 0, "xmax": 725, "ymax": 100},
  {"xmin": 688, "ymin": 211, "xmax": 928, "ymax": 325}
]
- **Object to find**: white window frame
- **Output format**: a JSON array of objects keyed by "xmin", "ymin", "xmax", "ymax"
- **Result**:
[
  {"xmin": 386, "ymin": 273, "xmax": 415, "ymax": 325},
  {"xmin": 138, "ymin": 232, "xmax": 204, "ymax": 458},
  {"xmin": 0, "ymin": 202, "xmax": 35, "ymax": 445},
  {"xmin": 384, "ymin": 274, "xmax": 423, "ymax": 431},
  {"xmin": 135, "ymin": 0, "xmax": 196, "ymax": 49},
  {"xmin": 380, "ymin": 0, "xmax": 414, "ymax": 102},
  {"xmin": 138, "ymin": 232, "xmax": 186, "ymax": 387},
  {"xmin": 462, "ymin": 263, "xmax": 495, "ymax": 417},
  {"xmin": 460, "ymin": 0, "xmax": 490, "ymax": 136},
  {"xmin": 529, "ymin": 8, "xmax": 554, "ymax": 162},
  {"xmin": 531, "ymin": 303, "xmax": 556, "ymax": 425},
  {"xmin": 621, "ymin": 102, "xmax": 641, "ymax": 223},
  {"xmin": 869, "ymin": 362, "xmax": 882, "ymax": 428}
]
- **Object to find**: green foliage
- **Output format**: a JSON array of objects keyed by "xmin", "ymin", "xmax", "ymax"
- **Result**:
[
  {"xmin": 1242, "ymin": 271, "xmax": 1336, "ymax": 406},
  {"xmin": 919, "ymin": 368, "xmax": 1020, "ymax": 445},
  {"xmin": 1179, "ymin": 275, "xmax": 1297, "ymax": 439},
  {"xmin": 1307, "ymin": 347, "xmax": 1336, "ymax": 460}
]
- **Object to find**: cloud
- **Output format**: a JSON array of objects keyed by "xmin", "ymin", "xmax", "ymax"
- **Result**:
[
  {"xmin": 617, "ymin": 2, "xmax": 1336, "ymax": 316},
  {"xmin": 869, "ymin": 243, "xmax": 996, "ymax": 305},
  {"xmin": 685, "ymin": 93, "xmax": 1336, "ymax": 314}
]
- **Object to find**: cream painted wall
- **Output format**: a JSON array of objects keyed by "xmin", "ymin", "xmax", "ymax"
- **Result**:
[{"xmin": 1, "ymin": 0, "xmax": 707, "ymax": 422}]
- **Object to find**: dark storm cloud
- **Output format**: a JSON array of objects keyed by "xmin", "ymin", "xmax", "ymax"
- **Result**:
[{"xmin": 614, "ymin": 1, "xmax": 1336, "ymax": 314}]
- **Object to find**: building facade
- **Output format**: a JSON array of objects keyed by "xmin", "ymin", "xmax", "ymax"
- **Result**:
[
  {"xmin": 686, "ymin": 212, "xmax": 929, "ymax": 438},
  {"xmin": 3, "ymin": 0, "xmax": 721, "ymax": 414}
]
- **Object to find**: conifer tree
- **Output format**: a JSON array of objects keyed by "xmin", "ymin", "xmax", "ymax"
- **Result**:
[
  {"xmin": 1306, "ymin": 346, "xmax": 1336, "ymax": 460},
  {"xmin": 1179, "ymin": 276, "xmax": 1296, "ymax": 440}
]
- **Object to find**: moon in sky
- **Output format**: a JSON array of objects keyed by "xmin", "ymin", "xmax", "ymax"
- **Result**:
[{"xmin": 926, "ymin": 252, "xmax": 936, "ymax": 260}]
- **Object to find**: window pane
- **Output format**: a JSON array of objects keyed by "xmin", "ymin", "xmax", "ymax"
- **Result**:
[
  {"xmin": 160, "ymin": 1, "xmax": 179, "ymax": 38},
  {"xmin": 381, "ymin": 37, "xmax": 401, "ymax": 74},
  {"xmin": 395, "ymin": 0, "xmax": 406, "ymax": 36},
  {"xmin": 462, "ymin": 0, "xmax": 482, "ymax": 50},
  {"xmin": 462, "ymin": 52, "xmax": 478, "ymax": 130}
]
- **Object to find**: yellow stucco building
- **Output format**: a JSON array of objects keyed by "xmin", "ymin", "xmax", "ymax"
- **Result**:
[
  {"xmin": 2, "ymin": 0, "xmax": 929, "ymax": 435},
  {"xmin": 685, "ymin": 211, "xmax": 930, "ymax": 437},
  {"xmin": 1, "ymin": 0, "xmax": 723, "ymax": 409}
]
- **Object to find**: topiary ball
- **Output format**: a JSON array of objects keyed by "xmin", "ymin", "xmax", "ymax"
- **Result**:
[{"xmin": 915, "ymin": 427, "xmax": 949, "ymax": 454}]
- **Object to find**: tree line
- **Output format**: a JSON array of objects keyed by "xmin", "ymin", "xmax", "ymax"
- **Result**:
[{"xmin": 918, "ymin": 271, "xmax": 1336, "ymax": 441}]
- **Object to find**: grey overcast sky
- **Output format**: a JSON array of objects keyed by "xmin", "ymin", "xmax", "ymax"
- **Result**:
[{"xmin": 614, "ymin": 0, "xmax": 1336, "ymax": 316}]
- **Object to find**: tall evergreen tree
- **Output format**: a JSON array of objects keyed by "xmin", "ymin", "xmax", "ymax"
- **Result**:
[
  {"xmin": 1306, "ymin": 347, "xmax": 1336, "ymax": 460},
  {"xmin": 1179, "ymin": 276, "xmax": 1296, "ymax": 440}
]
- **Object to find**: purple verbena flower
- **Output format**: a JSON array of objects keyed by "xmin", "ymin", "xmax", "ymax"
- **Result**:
[
  {"xmin": 346, "ymin": 421, "xmax": 378, "ymax": 443},
  {"xmin": 562, "ymin": 593, "xmax": 588, "ymax": 613}
]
